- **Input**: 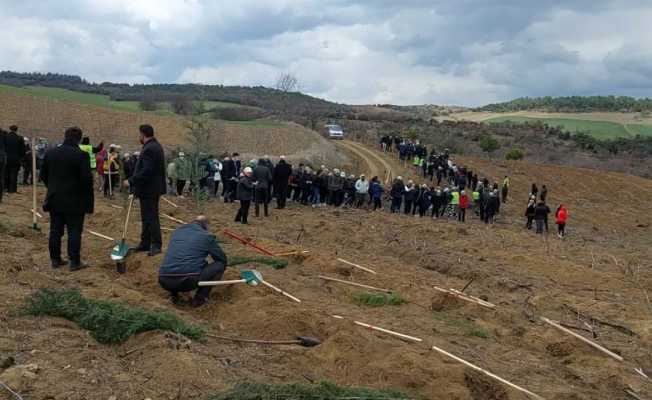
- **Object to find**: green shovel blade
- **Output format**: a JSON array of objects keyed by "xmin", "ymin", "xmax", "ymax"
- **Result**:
[
  {"xmin": 240, "ymin": 269, "xmax": 263, "ymax": 286},
  {"xmin": 111, "ymin": 241, "xmax": 129, "ymax": 261}
]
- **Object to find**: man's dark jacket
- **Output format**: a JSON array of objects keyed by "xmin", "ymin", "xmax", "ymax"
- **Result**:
[
  {"xmin": 253, "ymin": 164, "xmax": 272, "ymax": 189},
  {"xmin": 5, "ymin": 132, "xmax": 25, "ymax": 165},
  {"xmin": 159, "ymin": 223, "xmax": 227, "ymax": 276},
  {"xmin": 129, "ymin": 138, "xmax": 166, "ymax": 198},
  {"xmin": 40, "ymin": 140, "xmax": 94, "ymax": 214},
  {"xmin": 272, "ymin": 160, "xmax": 292, "ymax": 188}
]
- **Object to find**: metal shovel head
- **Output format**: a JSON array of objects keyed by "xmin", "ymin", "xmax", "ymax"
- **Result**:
[
  {"xmin": 240, "ymin": 269, "xmax": 263, "ymax": 286},
  {"xmin": 297, "ymin": 336, "xmax": 321, "ymax": 347},
  {"xmin": 111, "ymin": 241, "xmax": 129, "ymax": 261}
]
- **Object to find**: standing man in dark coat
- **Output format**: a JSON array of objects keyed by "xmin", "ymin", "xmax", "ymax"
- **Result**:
[
  {"xmin": 40, "ymin": 127, "xmax": 94, "ymax": 270},
  {"xmin": 5, "ymin": 125, "xmax": 25, "ymax": 194},
  {"xmin": 124, "ymin": 124, "xmax": 166, "ymax": 257},
  {"xmin": 0, "ymin": 129, "xmax": 7, "ymax": 203},
  {"xmin": 253, "ymin": 160, "xmax": 272, "ymax": 217},
  {"xmin": 272, "ymin": 156, "xmax": 292, "ymax": 209}
]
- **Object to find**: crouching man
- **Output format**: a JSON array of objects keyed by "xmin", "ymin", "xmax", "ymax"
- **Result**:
[{"xmin": 158, "ymin": 216, "xmax": 227, "ymax": 307}]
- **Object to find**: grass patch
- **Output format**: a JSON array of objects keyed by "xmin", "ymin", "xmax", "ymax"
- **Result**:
[
  {"xmin": 486, "ymin": 115, "xmax": 631, "ymax": 140},
  {"xmin": 432, "ymin": 312, "xmax": 490, "ymax": 339},
  {"xmin": 23, "ymin": 288, "xmax": 205, "ymax": 344},
  {"xmin": 209, "ymin": 381, "xmax": 412, "ymax": 400},
  {"xmin": 353, "ymin": 292, "xmax": 406, "ymax": 307},
  {"xmin": 626, "ymin": 123, "xmax": 652, "ymax": 137},
  {"xmin": 227, "ymin": 256, "xmax": 288, "ymax": 270}
]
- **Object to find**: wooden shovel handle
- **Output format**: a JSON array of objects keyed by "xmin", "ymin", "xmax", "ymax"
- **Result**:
[
  {"xmin": 260, "ymin": 280, "xmax": 301, "ymax": 303},
  {"xmin": 198, "ymin": 279, "xmax": 247, "ymax": 287},
  {"xmin": 122, "ymin": 195, "xmax": 134, "ymax": 241}
]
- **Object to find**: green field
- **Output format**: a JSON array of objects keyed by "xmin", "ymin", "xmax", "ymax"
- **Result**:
[
  {"xmin": 0, "ymin": 84, "xmax": 255, "ymax": 116},
  {"xmin": 486, "ymin": 116, "xmax": 627, "ymax": 139}
]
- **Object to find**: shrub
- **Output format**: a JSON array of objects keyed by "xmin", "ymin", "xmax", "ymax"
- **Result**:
[
  {"xmin": 353, "ymin": 292, "xmax": 406, "ymax": 307},
  {"xmin": 505, "ymin": 148, "xmax": 524, "ymax": 160},
  {"xmin": 209, "ymin": 381, "xmax": 412, "ymax": 400},
  {"xmin": 479, "ymin": 135, "xmax": 500, "ymax": 155},
  {"xmin": 24, "ymin": 288, "xmax": 205, "ymax": 344},
  {"xmin": 227, "ymin": 256, "xmax": 288, "ymax": 270}
]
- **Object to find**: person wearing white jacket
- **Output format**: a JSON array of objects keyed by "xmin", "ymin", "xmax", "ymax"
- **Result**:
[
  {"xmin": 354, "ymin": 175, "xmax": 369, "ymax": 209},
  {"xmin": 211, "ymin": 158, "xmax": 223, "ymax": 199}
]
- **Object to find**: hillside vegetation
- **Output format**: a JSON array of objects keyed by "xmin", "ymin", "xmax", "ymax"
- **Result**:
[
  {"xmin": 479, "ymin": 95, "xmax": 652, "ymax": 113},
  {"xmin": 485, "ymin": 115, "xmax": 652, "ymax": 140},
  {"xmin": 0, "ymin": 71, "xmax": 351, "ymax": 117}
]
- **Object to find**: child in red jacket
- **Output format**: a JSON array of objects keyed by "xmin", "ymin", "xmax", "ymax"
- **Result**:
[
  {"xmin": 458, "ymin": 191, "xmax": 470, "ymax": 222},
  {"xmin": 555, "ymin": 204, "xmax": 568, "ymax": 238}
]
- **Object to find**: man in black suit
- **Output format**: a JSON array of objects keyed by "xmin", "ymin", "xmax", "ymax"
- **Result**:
[
  {"xmin": 125, "ymin": 124, "xmax": 166, "ymax": 257},
  {"xmin": 40, "ymin": 127, "xmax": 94, "ymax": 270},
  {"xmin": 272, "ymin": 156, "xmax": 292, "ymax": 209},
  {"xmin": 5, "ymin": 125, "xmax": 25, "ymax": 194},
  {"xmin": 0, "ymin": 129, "xmax": 7, "ymax": 203}
]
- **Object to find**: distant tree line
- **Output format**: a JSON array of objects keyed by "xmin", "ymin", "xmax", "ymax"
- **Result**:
[
  {"xmin": 478, "ymin": 96, "xmax": 652, "ymax": 113},
  {"xmin": 0, "ymin": 71, "xmax": 351, "ymax": 118}
]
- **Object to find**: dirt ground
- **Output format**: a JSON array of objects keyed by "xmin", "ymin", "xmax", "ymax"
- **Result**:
[{"xmin": 1, "ymin": 141, "xmax": 651, "ymax": 400}]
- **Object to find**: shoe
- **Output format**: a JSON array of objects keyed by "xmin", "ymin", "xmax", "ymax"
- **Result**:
[
  {"xmin": 70, "ymin": 262, "xmax": 90, "ymax": 271},
  {"xmin": 51, "ymin": 259, "xmax": 67, "ymax": 268},
  {"xmin": 129, "ymin": 245, "xmax": 150, "ymax": 253},
  {"xmin": 148, "ymin": 248, "xmax": 162, "ymax": 257},
  {"xmin": 191, "ymin": 296, "xmax": 207, "ymax": 308}
]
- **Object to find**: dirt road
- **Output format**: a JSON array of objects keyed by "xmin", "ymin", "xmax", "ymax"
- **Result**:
[{"xmin": 335, "ymin": 140, "xmax": 394, "ymax": 180}]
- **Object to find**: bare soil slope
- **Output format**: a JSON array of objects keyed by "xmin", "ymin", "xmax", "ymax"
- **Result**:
[
  {"xmin": 0, "ymin": 91, "xmax": 347, "ymax": 166},
  {"xmin": 0, "ymin": 142, "xmax": 651, "ymax": 400}
]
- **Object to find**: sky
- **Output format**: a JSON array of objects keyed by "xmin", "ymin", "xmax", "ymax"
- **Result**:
[{"xmin": 1, "ymin": 0, "xmax": 651, "ymax": 106}]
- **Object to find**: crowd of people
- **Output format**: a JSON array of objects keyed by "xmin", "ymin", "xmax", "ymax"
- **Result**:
[{"xmin": 0, "ymin": 123, "xmax": 570, "ymax": 307}]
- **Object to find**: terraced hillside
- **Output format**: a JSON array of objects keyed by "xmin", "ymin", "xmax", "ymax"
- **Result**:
[{"xmin": 0, "ymin": 140, "xmax": 650, "ymax": 399}]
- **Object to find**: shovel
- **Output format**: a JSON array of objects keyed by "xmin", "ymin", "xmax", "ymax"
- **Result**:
[
  {"xmin": 111, "ymin": 194, "xmax": 135, "ymax": 268},
  {"xmin": 30, "ymin": 137, "xmax": 40, "ymax": 231},
  {"xmin": 199, "ymin": 269, "xmax": 262, "ymax": 287},
  {"xmin": 199, "ymin": 269, "xmax": 301, "ymax": 303},
  {"xmin": 206, "ymin": 334, "xmax": 321, "ymax": 347}
]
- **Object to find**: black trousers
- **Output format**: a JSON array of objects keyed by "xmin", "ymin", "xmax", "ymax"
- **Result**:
[
  {"xmin": 276, "ymin": 184, "xmax": 288, "ymax": 208},
  {"xmin": 139, "ymin": 196, "xmax": 162, "ymax": 250},
  {"xmin": 458, "ymin": 208, "xmax": 466, "ymax": 222},
  {"xmin": 49, "ymin": 212, "xmax": 85, "ymax": 263},
  {"xmin": 21, "ymin": 159, "xmax": 32, "ymax": 185},
  {"xmin": 176, "ymin": 180, "xmax": 186, "ymax": 196},
  {"xmin": 235, "ymin": 200, "xmax": 251, "ymax": 224},
  {"xmin": 159, "ymin": 261, "xmax": 226, "ymax": 300},
  {"xmin": 0, "ymin": 156, "xmax": 5, "ymax": 202},
  {"xmin": 5, "ymin": 162, "xmax": 19, "ymax": 193},
  {"xmin": 255, "ymin": 187, "xmax": 269, "ymax": 216}
]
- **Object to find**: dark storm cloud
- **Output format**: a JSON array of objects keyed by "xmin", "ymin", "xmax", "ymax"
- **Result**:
[{"xmin": 0, "ymin": 0, "xmax": 651, "ymax": 105}]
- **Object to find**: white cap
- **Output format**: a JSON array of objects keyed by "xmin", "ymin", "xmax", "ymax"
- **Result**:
[
  {"xmin": 280, "ymin": 155, "xmax": 286, "ymax": 159},
  {"xmin": 179, "ymin": 152, "xmax": 185, "ymax": 157},
  {"xmin": 244, "ymin": 167, "xmax": 253, "ymax": 174},
  {"xmin": 340, "ymin": 172, "xmax": 346, "ymax": 177}
]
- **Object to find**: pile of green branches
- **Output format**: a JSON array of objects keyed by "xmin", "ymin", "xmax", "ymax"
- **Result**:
[
  {"xmin": 24, "ymin": 288, "xmax": 205, "ymax": 344},
  {"xmin": 353, "ymin": 292, "xmax": 406, "ymax": 307},
  {"xmin": 209, "ymin": 381, "xmax": 412, "ymax": 400},
  {"xmin": 227, "ymin": 256, "xmax": 287, "ymax": 270}
]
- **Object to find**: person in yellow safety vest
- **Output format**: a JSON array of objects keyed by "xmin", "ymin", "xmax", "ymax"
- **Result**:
[
  {"xmin": 472, "ymin": 188, "xmax": 480, "ymax": 211},
  {"xmin": 450, "ymin": 188, "xmax": 460, "ymax": 218},
  {"xmin": 412, "ymin": 155, "xmax": 421, "ymax": 174},
  {"xmin": 103, "ymin": 145, "xmax": 120, "ymax": 198},
  {"xmin": 79, "ymin": 136, "xmax": 103, "ymax": 173},
  {"xmin": 501, "ymin": 175, "xmax": 510, "ymax": 203}
]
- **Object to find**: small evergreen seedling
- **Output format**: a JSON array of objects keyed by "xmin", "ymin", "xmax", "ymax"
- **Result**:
[
  {"xmin": 354, "ymin": 292, "xmax": 406, "ymax": 307},
  {"xmin": 24, "ymin": 288, "xmax": 205, "ymax": 344}
]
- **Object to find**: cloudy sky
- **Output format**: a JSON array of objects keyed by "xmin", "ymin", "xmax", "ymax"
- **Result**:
[{"xmin": 1, "ymin": 1, "xmax": 651, "ymax": 106}]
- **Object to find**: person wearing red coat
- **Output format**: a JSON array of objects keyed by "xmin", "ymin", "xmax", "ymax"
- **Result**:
[
  {"xmin": 458, "ymin": 191, "xmax": 470, "ymax": 222},
  {"xmin": 555, "ymin": 204, "xmax": 568, "ymax": 238}
]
